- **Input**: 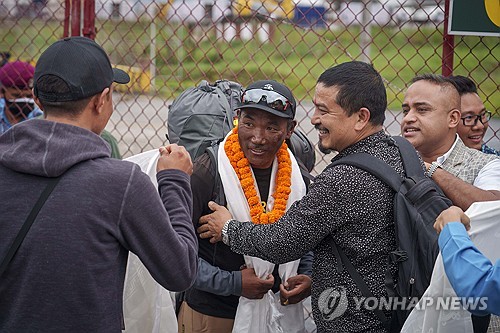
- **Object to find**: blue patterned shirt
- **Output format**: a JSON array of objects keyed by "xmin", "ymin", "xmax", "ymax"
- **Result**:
[
  {"xmin": 481, "ymin": 143, "xmax": 500, "ymax": 156},
  {"xmin": 0, "ymin": 98, "xmax": 43, "ymax": 134}
]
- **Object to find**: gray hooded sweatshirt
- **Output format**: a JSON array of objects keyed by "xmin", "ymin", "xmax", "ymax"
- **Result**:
[{"xmin": 0, "ymin": 119, "xmax": 197, "ymax": 332}]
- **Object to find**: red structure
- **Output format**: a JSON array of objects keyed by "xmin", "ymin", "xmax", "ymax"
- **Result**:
[{"xmin": 63, "ymin": 0, "xmax": 95, "ymax": 39}]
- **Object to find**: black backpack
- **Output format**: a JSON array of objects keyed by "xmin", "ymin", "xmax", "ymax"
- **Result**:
[{"xmin": 327, "ymin": 136, "xmax": 452, "ymax": 332}]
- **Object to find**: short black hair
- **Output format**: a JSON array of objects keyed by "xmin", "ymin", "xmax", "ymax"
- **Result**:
[
  {"xmin": 447, "ymin": 75, "xmax": 478, "ymax": 95},
  {"xmin": 411, "ymin": 73, "xmax": 457, "ymax": 91},
  {"xmin": 317, "ymin": 61, "xmax": 387, "ymax": 126},
  {"xmin": 411, "ymin": 73, "xmax": 460, "ymax": 110},
  {"xmin": 36, "ymin": 74, "xmax": 93, "ymax": 116}
]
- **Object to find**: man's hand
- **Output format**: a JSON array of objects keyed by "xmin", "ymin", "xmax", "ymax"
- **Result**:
[
  {"xmin": 199, "ymin": 201, "xmax": 233, "ymax": 243},
  {"xmin": 434, "ymin": 206, "xmax": 470, "ymax": 234},
  {"xmin": 156, "ymin": 144, "xmax": 193, "ymax": 175},
  {"xmin": 240, "ymin": 267, "xmax": 274, "ymax": 299},
  {"xmin": 279, "ymin": 274, "xmax": 312, "ymax": 306}
]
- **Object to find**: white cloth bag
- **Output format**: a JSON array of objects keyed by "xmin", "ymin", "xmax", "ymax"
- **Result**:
[
  {"xmin": 122, "ymin": 149, "xmax": 178, "ymax": 333},
  {"xmin": 401, "ymin": 200, "xmax": 500, "ymax": 333},
  {"xmin": 218, "ymin": 134, "xmax": 307, "ymax": 333}
]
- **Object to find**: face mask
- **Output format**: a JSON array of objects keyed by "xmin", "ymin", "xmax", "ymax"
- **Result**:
[{"xmin": 5, "ymin": 97, "xmax": 36, "ymax": 119}]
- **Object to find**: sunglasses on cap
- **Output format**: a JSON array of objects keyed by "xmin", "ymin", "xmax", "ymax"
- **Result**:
[{"xmin": 241, "ymin": 88, "xmax": 292, "ymax": 112}]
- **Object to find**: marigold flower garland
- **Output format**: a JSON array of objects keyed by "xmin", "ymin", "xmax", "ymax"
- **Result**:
[{"xmin": 224, "ymin": 128, "xmax": 292, "ymax": 224}]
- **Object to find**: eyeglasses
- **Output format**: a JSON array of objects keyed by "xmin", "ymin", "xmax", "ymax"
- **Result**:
[
  {"xmin": 241, "ymin": 88, "xmax": 291, "ymax": 112},
  {"xmin": 461, "ymin": 111, "xmax": 492, "ymax": 126}
]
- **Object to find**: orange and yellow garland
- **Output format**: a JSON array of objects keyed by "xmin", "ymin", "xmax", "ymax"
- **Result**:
[{"xmin": 224, "ymin": 128, "xmax": 292, "ymax": 224}]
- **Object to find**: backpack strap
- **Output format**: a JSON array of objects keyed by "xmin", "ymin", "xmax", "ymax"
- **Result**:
[
  {"xmin": 213, "ymin": 80, "xmax": 235, "ymax": 131},
  {"xmin": 0, "ymin": 176, "xmax": 62, "ymax": 278},
  {"xmin": 390, "ymin": 136, "xmax": 423, "ymax": 178},
  {"xmin": 328, "ymin": 237, "xmax": 391, "ymax": 330},
  {"xmin": 206, "ymin": 143, "xmax": 226, "ymax": 206},
  {"xmin": 328, "ymin": 153, "xmax": 403, "ymax": 192},
  {"xmin": 328, "ymin": 136, "xmax": 424, "ymax": 190},
  {"xmin": 295, "ymin": 157, "xmax": 315, "ymax": 183}
]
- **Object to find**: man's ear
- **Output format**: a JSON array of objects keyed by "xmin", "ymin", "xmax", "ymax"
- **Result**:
[
  {"xmin": 94, "ymin": 87, "xmax": 110, "ymax": 114},
  {"xmin": 449, "ymin": 108, "xmax": 460, "ymax": 129},
  {"xmin": 33, "ymin": 95, "xmax": 44, "ymax": 111},
  {"xmin": 354, "ymin": 107, "xmax": 371, "ymax": 130}
]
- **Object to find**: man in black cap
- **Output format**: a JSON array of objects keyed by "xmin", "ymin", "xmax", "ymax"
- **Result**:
[
  {"xmin": 0, "ymin": 37, "xmax": 198, "ymax": 332},
  {"xmin": 178, "ymin": 80, "xmax": 313, "ymax": 333}
]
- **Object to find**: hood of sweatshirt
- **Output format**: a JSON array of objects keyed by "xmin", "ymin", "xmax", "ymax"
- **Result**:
[{"xmin": 0, "ymin": 119, "xmax": 111, "ymax": 177}]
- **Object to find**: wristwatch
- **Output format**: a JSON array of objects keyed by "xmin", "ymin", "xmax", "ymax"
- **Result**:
[
  {"xmin": 221, "ymin": 219, "xmax": 232, "ymax": 245},
  {"xmin": 426, "ymin": 161, "xmax": 441, "ymax": 178}
]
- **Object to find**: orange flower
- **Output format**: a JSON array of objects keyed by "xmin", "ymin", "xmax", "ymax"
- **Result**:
[{"xmin": 224, "ymin": 128, "xmax": 292, "ymax": 224}]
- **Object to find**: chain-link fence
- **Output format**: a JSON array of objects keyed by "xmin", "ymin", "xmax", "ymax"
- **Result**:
[{"xmin": 1, "ymin": 0, "xmax": 499, "ymax": 330}]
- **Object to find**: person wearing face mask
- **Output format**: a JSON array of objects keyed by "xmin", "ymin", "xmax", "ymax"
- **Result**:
[{"xmin": 0, "ymin": 60, "xmax": 42, "ymax": 134}]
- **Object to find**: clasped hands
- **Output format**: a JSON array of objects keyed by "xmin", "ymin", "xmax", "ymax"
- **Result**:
[{"xmin": 239, "ymin": 267, "xmax": 311, "ymax": 305}]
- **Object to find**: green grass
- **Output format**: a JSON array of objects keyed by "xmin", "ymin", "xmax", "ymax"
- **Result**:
[{"xmin": 1, "ymin": 17, "xmax": 498, "ymax": 111}]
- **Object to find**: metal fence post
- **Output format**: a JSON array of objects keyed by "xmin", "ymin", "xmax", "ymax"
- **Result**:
[
  {"xmin": 83, "ymin": 0, "xmax": 96, "ymax": 40},
  {"xmin": 70, "ymin": 0, "xmax": 81, "ymax": 36},
  {"xmin": 441, "ymin": 0, "xmax": 454, "ymax": 76}
]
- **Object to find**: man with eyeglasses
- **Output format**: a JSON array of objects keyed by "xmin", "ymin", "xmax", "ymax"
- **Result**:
[
  {"xmin": 178, "ymin": 80, "xmax": 312, "ymax": 333},
  {"xmin": 0, "ymin": 60, "xmax": 43, "ymax": 134},
  {"xmin": 448, "ymin": 75, "xmax": 499, "ymax": 156}
]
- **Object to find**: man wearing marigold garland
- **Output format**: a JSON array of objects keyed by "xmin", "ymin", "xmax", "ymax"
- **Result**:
[
  {"xmin": 202, "ymin": 61, "xmax": 409, "ymax": 332},
  {"xmin": 177, "ymin": 80, "xmax": 313, "ymax": 333}
]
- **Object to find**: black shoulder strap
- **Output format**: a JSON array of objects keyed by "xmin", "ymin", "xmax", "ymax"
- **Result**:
[
  {"xmin": 0, "ymin": 176, "xmax": 61, "ymax": 278},
  {"xmin": 206, "ymin": 143, "xmax": 226, "ymax": 206},
  {"xmin": 327, "ymin": 136, "xmax": 423, "ymax": 192},
  {"xmin": 329, "ymin": 152, "xmax": 403, "ymax": 192},
  {"xmin": 391, "ymin": 136, "xmax": 423, "ymax": 178},
  {"xmin": 295, "ymin": 158, "xmax": 315, "ymax": 183},
  {"xmin": 328, "ymin": 237, "xmax": 391, "ymax": 330}
]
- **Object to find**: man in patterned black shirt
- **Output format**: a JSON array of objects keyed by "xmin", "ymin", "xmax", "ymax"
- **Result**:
[{"xmin": 199, "ymin": 61, "xmax": 410, "ymax": 332}]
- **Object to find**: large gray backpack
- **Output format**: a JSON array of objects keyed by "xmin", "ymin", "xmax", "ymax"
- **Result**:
[{"xmin": 167, "ymin": 79, "xmax": 243, "ymax": 161}]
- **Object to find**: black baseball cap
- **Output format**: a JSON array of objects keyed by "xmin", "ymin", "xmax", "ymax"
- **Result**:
[
  {"xmin": 34, "ymin": 36, "xmax": 130, "ymax": 102},
  {"xmin": 238, "ymin": 80, "xmax": 296, "ymax": 119}
]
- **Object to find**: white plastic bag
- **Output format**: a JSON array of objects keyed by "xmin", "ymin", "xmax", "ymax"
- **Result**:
[
  {"xmin": 401, "ymin": 200, "xmax": 500, "ymax": 333},
  {"xmin": 122, "ymin": 149, "xmax": 178, "ymax": 333}
]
